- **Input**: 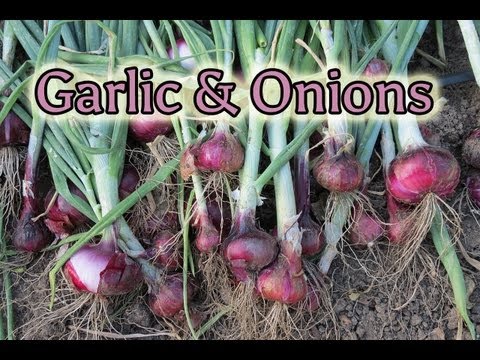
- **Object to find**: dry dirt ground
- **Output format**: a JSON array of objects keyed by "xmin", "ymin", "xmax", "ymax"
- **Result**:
[{"xmin": 2, "ymin": 20, "xmax": 480, "ymax": 340}]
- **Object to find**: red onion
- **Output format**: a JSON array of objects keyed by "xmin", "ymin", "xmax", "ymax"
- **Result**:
[
  {"xmin": 223, "ymin": 214, "xmax": 278, "ymax": 282},
  {"xmin": 298, "ymin": 211, "xmax": 325, "ymax": 256},
  {"xmin": 13, "ymin": 210, "xmax": 52, "ymax": 252},
  {"xmin": 128, "ymin": 113, "xmax": 173, "ymax": 143},
  {"xmin": 386, "ymin": 146, "xmax": 460, "ymax": 205},
  {"xmin": 64, "ymin": 240, "xmax": 142, "ymax": 295},
  {"xmin": 466, "ymin": 173, "xmax": 480, "ymax": 207},
  {"xmin": 147, "ymin": 273, "xmax": 197, "ymax": 318},
  {"xmin": 348, "ymin": 206, "xmax": 384, "ymax": 247},
  {"xmin": 44, "ymin": 183, "xmax": 89, "ymax": 239},
  {"xmin": 362, "ymin": 58, "xmax": 389, "ymax": 78},
  {"xmin": 463, "ymin": 128, "xmax": 480, "ymax": 169},
  {"xmin": 386, "ymin": 192, "xmax": 412, "ymax": 244},
  {"xmin": 143, "ymin": 211, "xmax": 179, "ymax": 239},
  {"xmin": 192, "ymin": 213, "xmax": 221, "ymax": 253},
  {"xmin": 313, "ymin": 151, "xmax": 364, "ymax": 192},
  {"xmin": 0, "ymin": 107, "xmax": 30, "ymax": 147},
  {"xmin": 119, "ymin": 164, "xmax": 140, "ymax": 200},
  {"xmin": 256, "ymin": 242, "xmax": 307, "ymax": 304},
  {"xmin": 419, "ymin": 124, "xmax": 441, "ymax": 146},
  {"xmin": 180, "ymin": 130, "xmax": 245, "ymax": 179},
  {"xmin": 167, "ymin": 39, "xmax": 196, "ymax": 72},
  {"xmin": 206, "ymin": 196, "xmax": 232, "ymax": 235},
  {"xmin": 145, "ymin": 230, "xmax": 181, "ymax": 271}
]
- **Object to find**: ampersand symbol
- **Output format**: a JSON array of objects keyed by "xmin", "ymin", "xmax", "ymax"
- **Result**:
[{"xmin": 194, "ymin": 69, "xmax": 241, "ymax": 117}]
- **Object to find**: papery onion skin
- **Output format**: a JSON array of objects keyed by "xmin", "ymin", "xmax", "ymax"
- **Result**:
[
  {"xmin": 180, "ymin": 131, "xmax": 245, "ymax": 179},
  {"xmin": 298, "ymin": 212, "xmax": 325, "ymax": 256},
  {"xmin": 313, "ymin": 152, "xmax": 364, "ymax": 192},
  {"xmin": 386, "ymin": 146, "xmax": 460, "ymax": 204},
  {"xmin": 44, "ymin": 184, "xmax": 89, "ymax": 239},
  {"xmin": 147, "ymin": 273, "xmax": 197, "ymax": 318}
]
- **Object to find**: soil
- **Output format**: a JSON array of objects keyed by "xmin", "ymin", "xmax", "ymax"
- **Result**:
[{"xmin": 2, "ymin": 20, "xmax": 480, "ymax": 340}]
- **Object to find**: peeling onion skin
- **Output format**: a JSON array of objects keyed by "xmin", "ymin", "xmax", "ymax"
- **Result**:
[
  {"xmin": 147, "ymin": 273, "xmax": 197, "ymax": 318},
  {"xmin": 386, "ymin": 192, "xmax": 413, "ymax": 244},
  {"xmin": 44, "ymin": 184, "xmax": 89, "ymax": 239},
  {"xmin": 463, "ymin": 128, "xmax": 480, "ymax": 169},
  {"xmin": 386, "ymin": 146, "xmax": 460, "ymax": 205},
  {"xmin": 128, "ymin": 113, "xmax": 173, "ymax": 143},
  {"xmin": 64, "ymin": 242, "xmax": 142, "ymax": 296},
  {"xmin": 193, "ymin": 213, "xmax": 221, "ymax": 253},
  {"xmin": 13, "ymin": 211, "xmax": 52, "ymax": 252}
]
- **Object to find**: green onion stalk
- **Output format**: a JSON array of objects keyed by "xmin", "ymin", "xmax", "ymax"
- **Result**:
[
  {"xmin": 222, "ymin": 20, "xmax": 278, "ymax": 283},
  {"xmin": 178, "ymin": 20, "xmax": 244, "ymax": 254},
  {"xmin": 254, "ymin": 20, "xmax": 311, "ymax": 305},
  {"xmin": 310, "ymin": 20, "xmax": 364, "ymax": 274}
]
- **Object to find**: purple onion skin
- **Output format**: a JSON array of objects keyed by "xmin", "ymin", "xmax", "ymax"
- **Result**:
[
  {"xmin": 119, "ymin": 164, "xmax": 140, "ymax": 200},
  {"xmin": 348, "ymin": 207, "xmax": 384, "ymax": 247},
  {"xmin": 147, "ymin": 273, "xmax": 197, "ymax": 318},
  {"xmin": 463, "ymin": 128, "xmax": 480, "ymax": 169},
  {"xmin": 362, "ymin": 58, "xmax": 389, "ymax": 78},
  {"xmin": 0, "ymin": 104, "xmax": 30, "ymax": 147},
  {"xmin": 386, "ymin": 146, "xmax": 460, "ymax": 205},
  {"xmin": 44, "ymin": 184, "xmax": 89, "ymax": 239},
  {"xmin": 146, "ymin": 230, "xmax": 181, "ymax": 271},
  {"xmin": 467, "ymin": 173, "xmax": 480, "ymax": 208},
  {"xmin": 419, "ymin": 124, "xmax": 441, "ymax": 146},
  {"xmin": 128, "ymin": 113, "xmax": 173, "ymax": 143},
  {"xmin": 298, "ymin": 211, "xmax": 325, "ymax": 256},
  {"xmin": 13, "ymin": 208, "xmax": 52, "ymax": 252},
  {"xmin": 313, "ymin": 151, "xmax": 364, "ymax": 192},
  {"xmin": 167, "ymin": 39, "xmax": 196, "ymax": 72},
  {"xmin": 180, "ymin": 131, "xmax": 245, "ymax": 179},
  {"xmin": 256, "ymin": 242, "xmax": 307, "ymax": 305},
  {"xmin": 223, "ymin": 211, "xmax": 278, "ymax": 282},
  {"xmin": 191, "ymin": 211, "xmax": 221, "ymax": 253},
  {"xmin": 64, "ymin": 242, "xmax": 143, "ymax": 296}
]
